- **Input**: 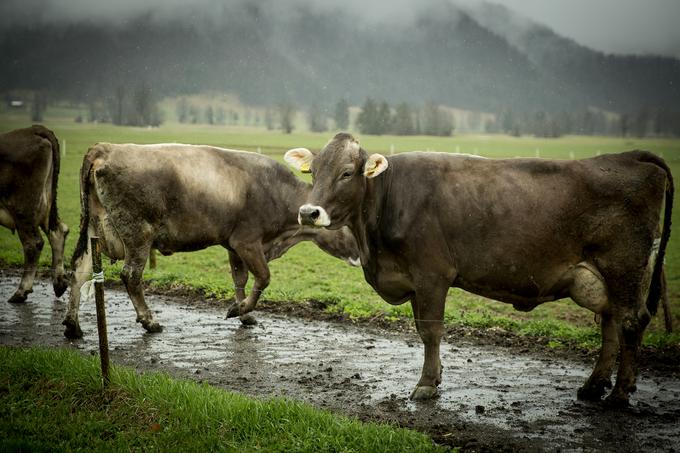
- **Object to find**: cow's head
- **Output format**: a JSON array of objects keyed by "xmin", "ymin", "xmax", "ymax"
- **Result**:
[{"xmin": 285, "ymin": 132, "xmax": 388, "ymax": 229}]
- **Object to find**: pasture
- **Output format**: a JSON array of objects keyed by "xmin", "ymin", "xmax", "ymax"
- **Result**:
[{"xmin": 1, "ymin": 111, "xmax": 679, "ymax": 349}]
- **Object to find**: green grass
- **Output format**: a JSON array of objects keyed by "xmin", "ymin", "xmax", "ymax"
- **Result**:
[
  {"xmin": 0, "ymin": 346, "xmax": 442, "ymax": 452},
  {"xmin": 1, "ymin": 109, "xmax": 679, "ymax": 350}
]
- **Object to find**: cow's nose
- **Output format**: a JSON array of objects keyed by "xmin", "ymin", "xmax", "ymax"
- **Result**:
[{"xmin": 299, "ymin": 205, "xmax": 320, "ymax": 225}]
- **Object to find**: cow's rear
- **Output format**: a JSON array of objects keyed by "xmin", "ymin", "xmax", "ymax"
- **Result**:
[{"xmin": 0, "ymin": 125, "xmax": 69, "ymax": 303}]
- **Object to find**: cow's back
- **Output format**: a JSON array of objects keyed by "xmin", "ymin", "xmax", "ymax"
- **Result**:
[
  {"xmin": 85, "ymin": 143, "xmax": 297, "ymax": 253},
  {"xmin": 91, "ymin": 144, "xmax": 249, "ymax": 218},
  {"xmin": 382, "ymin": 151, "xmax": 664, "ymax": 241}
]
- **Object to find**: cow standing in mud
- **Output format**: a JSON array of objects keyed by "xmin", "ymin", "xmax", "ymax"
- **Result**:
[
  {"xmin": 285, "ymin": 133, "xmax": 673, "ymax": 406},
  {"xmin": 64, "ymin": 143, "xmax": 359, "ymax": 339},
  {"xmin": 0, "ymin": 125, "xmax": 69, "ymax": 303}
]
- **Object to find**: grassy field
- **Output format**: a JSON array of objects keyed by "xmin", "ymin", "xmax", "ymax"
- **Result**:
[
  {"xmin": 1, "ymin": 110, "xmax": 679, "ymax": 349},
  {"xmin": 0, "ymin": 346, "xmax": 442, "ymax": 452}
]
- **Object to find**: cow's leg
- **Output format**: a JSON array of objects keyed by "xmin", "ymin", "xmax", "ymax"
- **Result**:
[
  {"xmin": 605, "ymin": 305, "xmax": 649, "ymax": 407},
  {"xmin": 567, "ymin": 263, "xmax": 618, "ymax": 401},
  {"xmin": 604, "ymin": 235, "xmax": 659, "ymax": 407},
  {"xmin": 409, "ymin": 284, "xmax": 448, "ymax": 400},
  {"xmin": 226, "ymin": 242, "xmax": 269, "ymax": 318},
  {"xmin": 605, "ymin": 262, "xmax": 654, "ymax": 406},
  {"xmin": 43, "ymin": 219, "xmax": 69, "ymax": 297},
  {"xmin": 63, "ymin": 238, "xmax": 92, "ymax": 339},
  {"xmin": 120, "ymin": 243, "xmax": 162, "ymax": 333},
  {"xmin": 8, "ymin": 225, "xmax": 44, "ymax": 304},
  {"xmin": 227, "ymin": 250, "xmax": 257, "ymax": 326},
  {"xmin": 577, "ymin": 314, "xmax": 619, "ymax": 401}
]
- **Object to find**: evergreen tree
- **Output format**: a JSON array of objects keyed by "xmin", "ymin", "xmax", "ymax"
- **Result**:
[
  {"xmin": 30, "ymin": 91, "xmax": 47, "ymax": 122},
  {"xmin": 356, "ymin": 98, "xmax": 379, "ymax": 134},
  {"xmin": 392, "ymin": 102, "xmax": 415, "ymax": 135},
  {"xmin": 176, "ymin": 97, "xmax": 189, "ymax": 123},
  {"xmin": 333, "ymin": 98, "xmax": 350, "ymax": 130},
  {"xmin": 265, "ymin": 109, "xmax": 274, "ymax": 130},
  {"xmin": 421, "ymin": 102, "xmax": 453, "ymax": 136},
  {"xmin": 204, "ymin": 105, "xmax": 214, "ymax": 125},
  {"xmin": 109, "ymin": 85, "xmax": 126, "ymax": 126},
  {"xmin": 308, "ymin": 103, "xmax": 328, "ymax": 132},
  {"xmin": 376, "ymin": 101, "xmax": 392, "ymax": 135},
  {"xmin": 501, "ymin": 109, "xmax": 515, "ymax": 134},
  {"xmin": 215, "ymin": 106, "xmax": 226, "ymax": 125},
  {"xmin": 278, "ymin": 101, "xmax": 295, "ymax": 134}
]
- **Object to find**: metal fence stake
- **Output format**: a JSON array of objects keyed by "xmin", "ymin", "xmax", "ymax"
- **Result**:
[{"xmin": 91, "ymin": 236, "xmax": 110, "ymax": 386}]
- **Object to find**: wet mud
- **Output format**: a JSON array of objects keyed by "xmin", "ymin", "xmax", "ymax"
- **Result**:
[{"xmin": 1, "ymin": 272, "xmax": 679, "ymax": 452}]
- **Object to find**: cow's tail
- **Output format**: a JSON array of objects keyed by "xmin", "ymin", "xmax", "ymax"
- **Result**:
[
  {"xmin": 637, "ymin": 151, "xmax": 674, "ymax": 331},
  {"xmin": 71, "ymin": 149, "xmax": 96, "ymax": 269},
  {"xmin": 32, "ymin": 125, "xmax": 61, "ymax": 232},
  {"xmin": 661, "ymin": 269, "xmax": 673, "ymax": 333}
]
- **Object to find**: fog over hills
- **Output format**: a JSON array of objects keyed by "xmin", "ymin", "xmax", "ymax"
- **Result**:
[{"xmin": 1, "ymin": 0, "xmax": 678, "ymax": 115}]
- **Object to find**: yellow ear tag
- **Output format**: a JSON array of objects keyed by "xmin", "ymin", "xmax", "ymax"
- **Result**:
[{"xmin": 300, "ymin": 162, "xmax": 311, "ymax": 173}]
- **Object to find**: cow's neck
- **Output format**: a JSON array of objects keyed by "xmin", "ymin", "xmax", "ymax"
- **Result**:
[
  {"xmin": 273, "ymin": 178, "xmax": 310, "ymax": 229},
  {"xmin": 351, "ymin": 171, "xmax": 391, "ymax": 265}
]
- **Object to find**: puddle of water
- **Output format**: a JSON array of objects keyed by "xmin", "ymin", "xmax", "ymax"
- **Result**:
[{"xmin": 2, "ymin": 273, "xmax": 679, "ymax": 451}]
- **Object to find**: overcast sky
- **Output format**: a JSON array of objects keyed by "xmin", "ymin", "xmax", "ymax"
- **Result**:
[
  {"xmin": 2, "ymin": 0, "xmax": 679, "ymax": 57},
  {"xmin": 484, "ymin": 0, "xmax": 680, "ymax": 57}
]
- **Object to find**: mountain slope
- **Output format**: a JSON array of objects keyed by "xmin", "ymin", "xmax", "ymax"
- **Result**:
[{"xmin": 0, "ymin": 1, "xmax": 677, "ymax": 114}]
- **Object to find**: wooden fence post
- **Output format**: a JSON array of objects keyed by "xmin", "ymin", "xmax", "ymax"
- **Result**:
[
  {"xmin": 91, "ymin": 236, "xmax": 110, "ymax": 386},
  {"xmin": 149, "ymin": 248, "xmax": 157, "ymax": 270}
]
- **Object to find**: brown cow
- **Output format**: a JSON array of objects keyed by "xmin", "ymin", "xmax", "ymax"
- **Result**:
[
  {"xmin": 0, "ymin": 125, "xmax": 69, "ymax": 303},
  {"xmin": 64, "ymin": 143, "xmax": 359, "ymax": 339},
  {"xmin": 285, "ymin": 133, "xmax": 673, "ymax": 406}
]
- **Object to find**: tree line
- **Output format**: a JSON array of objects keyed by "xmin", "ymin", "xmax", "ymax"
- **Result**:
[
  {"xmin": 304, "ymin": 98, "xmax": 454, "ymax": 137},
  {"xmin": 76, "ymin": 83, "xmax": 163, "ymax": 127},
  {"xmin": 355, "ymin": 99, "xmax": 454, "ymax": 136},
  {"xmin": 9, "ymin": 87, "xmax": 680, "ymax": 138},
  {"xmin": 487, "ymin": 108, "xmax": 680, "ymax": 138}
]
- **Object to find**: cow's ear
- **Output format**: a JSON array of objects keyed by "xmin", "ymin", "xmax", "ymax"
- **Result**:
[
  {"xmin": 284, "ymin": 148, "xmax": 314, "ymax": 173},
  {"xmin": 363, "ymin": 153, "xmax": 388, "ymax": 178}
]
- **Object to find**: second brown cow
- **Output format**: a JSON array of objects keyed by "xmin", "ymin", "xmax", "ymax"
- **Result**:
[{"xmin": 64, "ymin": 143, "xmax": 358, "ymax": 338}]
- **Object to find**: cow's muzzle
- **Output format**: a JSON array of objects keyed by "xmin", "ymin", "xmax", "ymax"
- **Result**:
[{"xmin": 298, "ymin": 204, "xmax": 331, "ymax": 227}]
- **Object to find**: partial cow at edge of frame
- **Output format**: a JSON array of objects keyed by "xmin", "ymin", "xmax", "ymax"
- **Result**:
[{"xmin": 0, "ymin": 125, "xmax": 69, "ymax": 304}]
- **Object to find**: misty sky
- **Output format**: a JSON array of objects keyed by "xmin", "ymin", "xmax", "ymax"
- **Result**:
[
  {"xmin": 2, "ymin": 0, "xmax": 679, "ymax": 58},
  {"xmin": 486, "ymin": 0, "xmax": 680, "ymax": 57}
]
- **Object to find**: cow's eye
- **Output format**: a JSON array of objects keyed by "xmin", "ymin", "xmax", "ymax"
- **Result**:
[{"xmin": 341, "ymin": 171, "xmax": 353, "ymax": 179}]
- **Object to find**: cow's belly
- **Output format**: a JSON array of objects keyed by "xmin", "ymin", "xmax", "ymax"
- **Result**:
[
  {"xmin": 153, "ymin": 221, "xmax": 227, "ymax": 254},
  {"xmin": 455, "ymin": 271, "xmax": 571, "ymax": 311}
]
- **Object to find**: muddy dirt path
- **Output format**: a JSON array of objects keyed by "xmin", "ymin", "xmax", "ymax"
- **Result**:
[{"xmin": 1, "ymin": 273, "xmax": 679, "ymax": 452}]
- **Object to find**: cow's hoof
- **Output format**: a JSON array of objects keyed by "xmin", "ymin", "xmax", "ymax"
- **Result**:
[
  {"xmin": 409, "ymin": 385, "xmax": 438, "ymax": 401},
  {"xmin": 603, "ymin": 392, "xmax": 630, "ymax": 409},
  {"xmin": 239, "ymin": 314, "xmax": 258, "ymax": 326},
  {"xmin": 577, "ymin": 386, "xmax": 603, "ymax": 401},
  {"xmin": 142, "ymin": 321, "xmax": 163, "ymax": 333},
  {"xmin": 62, "ymin": 318, "xmax": 83, "ymax": 339},
  {"xmin": 226, "ymin": 304, "xmax": 241, "ymax": 318},
  {"xmin": 8, "ymin": 292, "xmax": 28, "ymax": 304},
  {"xmin": 53, "ymin": 277, "xmax": 69, "ymax": 298},
  {"xmin": 578, "ymin": 376, "xmax": 612, "ymax": 401}
]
